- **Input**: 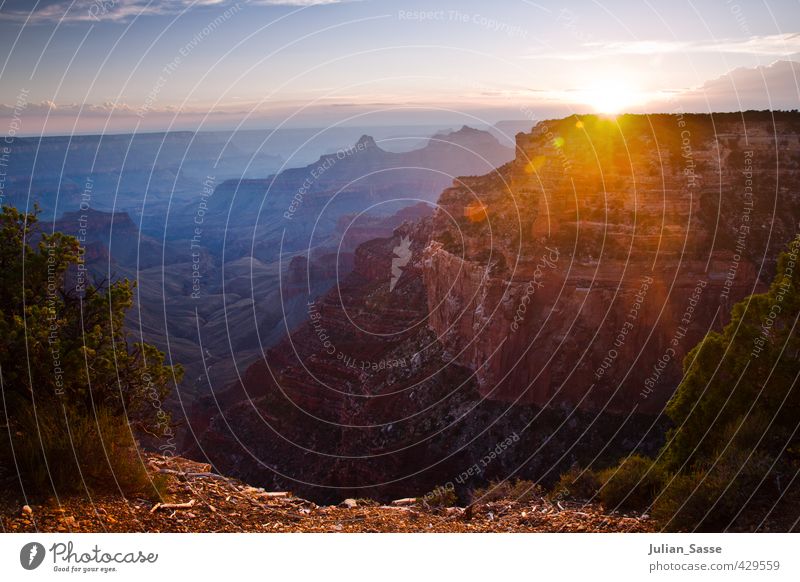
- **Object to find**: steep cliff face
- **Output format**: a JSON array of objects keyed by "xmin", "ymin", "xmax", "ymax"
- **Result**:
[
  {"xmin": 194, "ymin": 112, "xmax": 800, "ymax": 501},
  {"xmin": 194, "ymin": 219, "xmax": 661, "ymax": 502},
  {"xmin": 193, "ymin": 219, "xmax": 494, "ymax": 500},
  {"xmin": 424, "ymin": 112, "xmax": 800, "ymax": 413}
]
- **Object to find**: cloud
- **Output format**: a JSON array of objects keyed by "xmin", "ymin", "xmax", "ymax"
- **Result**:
[
  {"xmin": 0, "ymin": 0, "xmax": 346, "ymax": 24},
  {"xmin": 524, "ymin": 33, "xmax": 800, "ymax": 60},
  {"xmin": 672, "ymin": 59, "xmax": 800, "ymax": 111}
]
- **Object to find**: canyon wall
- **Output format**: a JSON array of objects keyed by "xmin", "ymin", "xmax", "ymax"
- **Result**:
[
  {"xmin": 193, "ymin": 112, "xmax": 800, "ymax": 501},
  {"xmin": 424, "ymin": 112, "xmax": 800, "ymax": 413}
]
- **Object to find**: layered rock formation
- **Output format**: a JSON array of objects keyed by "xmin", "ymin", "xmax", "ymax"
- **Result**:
[
  {"xmin": 424, "ymin": 112, "xmax": 800, "ymax": 413},
  {"xmin": 193, "ymin": 112, "xmax": 800, "ymax": 502}
]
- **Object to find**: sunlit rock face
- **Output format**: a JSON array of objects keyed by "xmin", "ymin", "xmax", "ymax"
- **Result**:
[
  {"xmin": 424, "ymin": 112, "xmax": 800, "ymax": 413},
  {"xmin": 194, "ymin": 112, "xmax": 800, "ymax": 501}
]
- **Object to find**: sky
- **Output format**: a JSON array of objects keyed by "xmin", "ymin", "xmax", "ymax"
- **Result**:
[{"xmin": 0, "ymin": 0, "xmax": 799, "ymax": 135}]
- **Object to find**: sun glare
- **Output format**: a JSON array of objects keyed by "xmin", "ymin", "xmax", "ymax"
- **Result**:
[{"xmin": 580, "ymin": 79, "xmax": 644, "ymax": 115}]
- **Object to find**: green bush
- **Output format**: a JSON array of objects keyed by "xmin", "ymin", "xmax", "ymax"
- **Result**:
[
  {"xmin": 583, "ymin": 236, "xmax": 800, "ymax": 531},
  {"xmin": 663, "ymin": 236, "xmax": 800, "ymax": 471},
  {"xmin": 422, "ymin": 485, "xmax": 458, "ymax": 508},
  {"xmin": 0, "ymin": 205, "xmax": 179, "ymax": 498},
  {"xmin": 2, "ymin": 401, "xmax": 167, "ymax": 500},
  {"xmin": 652, "ymin": 451, "xmax": 777, "ymax": 531},
  {"xmin": 598, "ymin": 455, "xmax": 666, "ymax": 512},
  {"xmin": 552, "ymin": 466, "xmax": 601, "ymax": 501},
  {"xmin": 650, "ymin": 472, "xmax": 709, "ymax": 531}
]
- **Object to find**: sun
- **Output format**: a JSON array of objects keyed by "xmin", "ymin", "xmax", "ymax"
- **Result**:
[{"xmin": 580, "ymin": 79, "xmax": 644, "ymax": 115}]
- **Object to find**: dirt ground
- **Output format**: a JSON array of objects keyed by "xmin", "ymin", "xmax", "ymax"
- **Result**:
[{"xmin": 1, "ymin": 455, "xmax": 653, "ymax": 533}]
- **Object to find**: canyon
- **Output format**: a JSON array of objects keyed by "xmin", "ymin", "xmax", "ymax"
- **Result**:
[
  {"xmin": 191, "ymin": 112, "xmax": 800, "ymax": 502},
  {"xmin": 10, "ymin": 126, "xmax": 512, "ymax": 423}
]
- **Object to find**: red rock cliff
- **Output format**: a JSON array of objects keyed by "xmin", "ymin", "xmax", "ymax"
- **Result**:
[{"xmin": 423, "ymin": 112, "xmax": 799, "ymax": 413}]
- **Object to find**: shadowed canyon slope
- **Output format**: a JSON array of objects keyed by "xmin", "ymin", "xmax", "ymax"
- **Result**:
[{"xmin": 23, "ymin": 127, "xmax": 512, "ymax": 412}]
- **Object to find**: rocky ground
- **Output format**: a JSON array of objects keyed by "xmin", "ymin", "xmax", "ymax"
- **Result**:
[{"xmin": 0, "ymin": 455, "xmax": 652, "ymax": 533}]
